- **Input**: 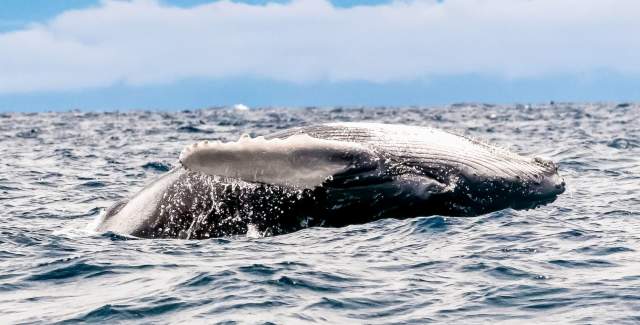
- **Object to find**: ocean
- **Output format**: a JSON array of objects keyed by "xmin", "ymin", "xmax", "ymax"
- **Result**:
[{"xmin": 1, "ymin": 104, "xmax": 639, "ymax": 324}]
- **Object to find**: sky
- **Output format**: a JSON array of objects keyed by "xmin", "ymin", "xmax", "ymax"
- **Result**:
[{"xmin": 0, "ymin": 0, "xmax": 639, "ymax": 111}]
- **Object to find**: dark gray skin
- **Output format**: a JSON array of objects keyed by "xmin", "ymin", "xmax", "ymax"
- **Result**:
[{"xmin": 97, "ymin": 123, "xmax": 565, "ymax": 239}]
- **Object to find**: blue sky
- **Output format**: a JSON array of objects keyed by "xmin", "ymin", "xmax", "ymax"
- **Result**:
[{"xmin": 0, "ymin": 0, "xmax": 638, "ymax": 111}]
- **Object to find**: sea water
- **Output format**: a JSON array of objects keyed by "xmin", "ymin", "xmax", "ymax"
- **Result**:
[{"xmin": 1, "ymin": 104, "xmax": 639, "ymax": 323}]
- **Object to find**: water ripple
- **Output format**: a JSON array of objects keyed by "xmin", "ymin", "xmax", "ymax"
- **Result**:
[{"xmin": 1, "ymin": 104, "xmax": 639, "ymax": 323}]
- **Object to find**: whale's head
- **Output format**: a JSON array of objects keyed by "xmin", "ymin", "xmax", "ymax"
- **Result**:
[
  {"xmin": 523, "ymin": 157, "xmax": 566, "ymax": 202},
  {"xmin": 447, "ymin": 154, "xmax": 565, "ymax": 215}
]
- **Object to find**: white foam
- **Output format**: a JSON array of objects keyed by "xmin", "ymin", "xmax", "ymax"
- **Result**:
[
  {"xmin": 233, "ymin": 104, "xmax": 250, "ymax": 111},
  {"xmin": 52, "ymin": 211, "xmax": 105, "ymax": 238},
  {"xmin": 245, "ymin": 223, "xmax": 262, "ymax": 239}
]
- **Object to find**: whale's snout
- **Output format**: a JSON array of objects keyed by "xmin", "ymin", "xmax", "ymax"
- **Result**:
[
  {"xmin": 519, "ymin": 157, "xmax": 565, "ymax": 208},
  {"xmin": 537, "ymin": 172, "xmax": 565, "ymax": 197}
]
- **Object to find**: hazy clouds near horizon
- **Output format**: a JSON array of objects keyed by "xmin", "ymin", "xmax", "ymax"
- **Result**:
[{"xmin": 0, "ymin": 0, "xmax": 638, "ymax": 95}]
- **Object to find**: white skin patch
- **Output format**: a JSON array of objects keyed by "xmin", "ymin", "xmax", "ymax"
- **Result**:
[
  {"xmin": 95, "ymin": 168, "xmax": 184, "ymax": 234},
  {"xmin": 179, "ymin": 134, "xmax": 373, "ymax": 189}
]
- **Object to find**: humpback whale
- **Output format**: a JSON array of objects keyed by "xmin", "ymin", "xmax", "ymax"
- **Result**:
[{"xmin": 96, "ymin": 123, "xmax": 565, "ymax": 239}]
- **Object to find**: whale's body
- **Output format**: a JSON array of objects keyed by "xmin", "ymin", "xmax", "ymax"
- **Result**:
[{"xmin": 96, "ymin": 123, "xmax": 565, "ymax": 239}]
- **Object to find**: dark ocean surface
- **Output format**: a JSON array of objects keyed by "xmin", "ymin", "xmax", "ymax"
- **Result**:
[{"xmin": 1, "ymin": 104, "xmax": 639, "ymax": 324}]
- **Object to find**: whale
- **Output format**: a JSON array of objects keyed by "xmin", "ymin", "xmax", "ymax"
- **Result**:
[{"xmin": 95, "ymin": 122, "xmax": 565, "ymax": 239}]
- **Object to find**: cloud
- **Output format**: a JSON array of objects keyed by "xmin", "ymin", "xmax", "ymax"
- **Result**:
[{"xmin": 0, "ymin": 0, "xmax": 639, "ymax": 94}]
